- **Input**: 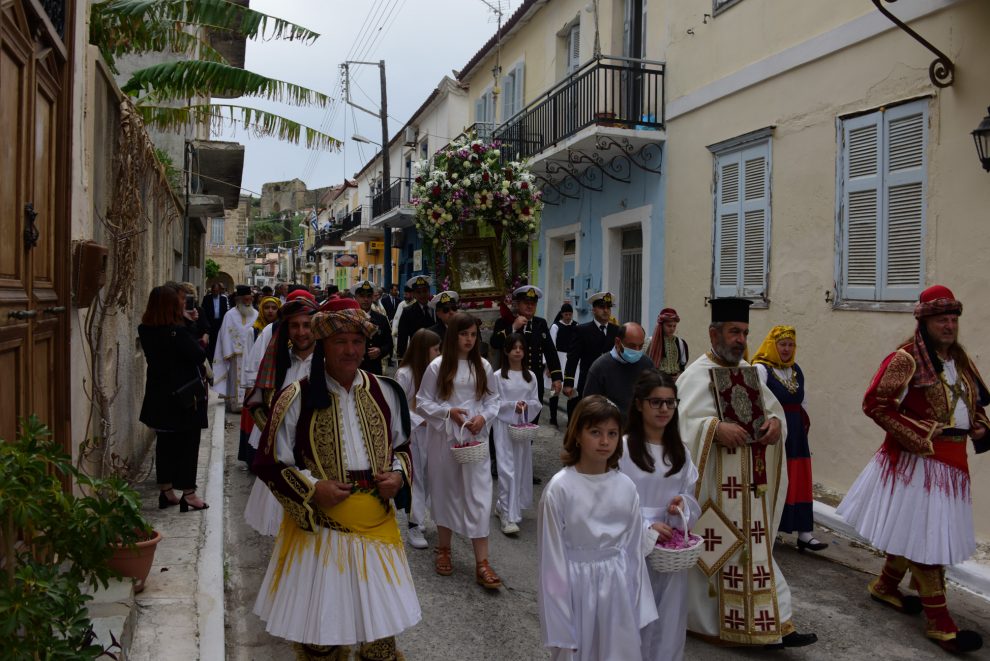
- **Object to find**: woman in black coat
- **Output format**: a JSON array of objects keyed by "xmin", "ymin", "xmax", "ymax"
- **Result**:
[{"xmin": 138, "ymin": 285, "xmax": 210, "ymax": 512}]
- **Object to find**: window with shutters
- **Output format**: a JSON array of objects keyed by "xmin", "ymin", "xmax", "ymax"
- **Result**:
[
  {"xmin": 501, "ymin": 62, "xmax": 525, "ymax": 122},
  {"xmin": 712, "ymin": 139, "xmax": 771, "ymax": 301},
  {"xmin": 566, "ymin": 22, "xmax": 581, "ymax": 74},
  {"xmin": 210, "ymin": 217, "xmax": 224, "ymax": 246},
  {"xmin": 474, "ymin": 87, "xmax": 495, "ymax": 139},
  {"xmin": 837, "ymin": 99, "xmax": 927, "ymax": 303},
  {"xmin": 713, "ymin": 0, "xmax": 745, "ymax": 16}
]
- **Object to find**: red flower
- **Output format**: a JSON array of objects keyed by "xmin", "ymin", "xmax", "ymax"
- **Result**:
[
  {"xmin": 432, "ymin": 186, "xmax": 441, "ymax": 196},
  {"xmin": 520, "ymin": 181, "xmax": 529, "ymax": 190}
]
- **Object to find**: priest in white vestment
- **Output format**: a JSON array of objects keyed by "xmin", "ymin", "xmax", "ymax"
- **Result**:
[
  {"xmin": 677, "ymin": 297, "xmax": 817, "ymax": 649},
  {"xmin": 212, "ymin": 285, "xmax": 258, "ymax": 412}
]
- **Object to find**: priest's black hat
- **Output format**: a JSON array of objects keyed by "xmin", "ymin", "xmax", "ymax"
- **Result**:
[
  {"xmin": 710, "ymin": 297, "xmax": 752, "ymax": 323},
  {"xmin": 234, "ymin": 284, "xmax": 252, "ymax": 298}
]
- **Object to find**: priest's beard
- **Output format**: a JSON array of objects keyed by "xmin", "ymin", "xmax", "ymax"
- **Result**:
[
  {"xmin": 237, "ymin": 303, "xmax": 253, "ymax": 316},
  {"xmin": 712, "ymin": 337, "xmax": 745, "ymax": 365}
]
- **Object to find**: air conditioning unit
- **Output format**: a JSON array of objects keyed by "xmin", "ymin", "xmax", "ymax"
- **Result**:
[{"xmin": 404, "ymin": 126, "xmax": 418, "ymax": 146}]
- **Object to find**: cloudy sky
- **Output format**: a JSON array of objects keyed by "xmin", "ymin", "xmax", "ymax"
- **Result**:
[{"xmin": 226, "ymin": 0, "xmax": 517, "ymax": 195}]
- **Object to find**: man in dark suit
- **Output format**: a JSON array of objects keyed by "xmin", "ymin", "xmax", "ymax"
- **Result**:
[
  {"xmin": 201, "ymin": 282, "xmax": 229, "ymax": 362},
  {"xmin": 491, "ymin": 286, "xmax": 562, "ymax": 418},
  {"xmin": 381, "ymin": 283, "xmax": 401, "ymax": 321},
  {"xmin": 427, "ymin": 290, "xmax": 459, "ymax": 345},
  {"xmin": 396, "ymin": 275, "xmax": 434, "ymax": 357},
  {"xmin": 563, "ymin": 291, "xmax": 620, "ymax": 417},
  {"xmin": 351, "ymin": 279, "xmax": 393, "ymax": 376}
]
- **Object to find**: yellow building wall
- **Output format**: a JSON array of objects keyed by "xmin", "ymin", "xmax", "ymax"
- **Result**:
[{"xmin": 661, "ymin": 0, "xmax": 990, "ymax": 538}]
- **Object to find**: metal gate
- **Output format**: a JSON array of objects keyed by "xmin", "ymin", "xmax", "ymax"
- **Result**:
[{"xmin": 619, "ymin": 228, "xmax": 643, "ymax": 324}]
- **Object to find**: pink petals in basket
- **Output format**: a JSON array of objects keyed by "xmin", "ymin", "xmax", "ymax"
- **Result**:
[{"xmin": 657, "ymin": 529, "xmax": 702, "ymax": 550}]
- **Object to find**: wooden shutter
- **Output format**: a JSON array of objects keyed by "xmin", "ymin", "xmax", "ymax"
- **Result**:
[
  {"xmin": 568, "ymin": 24, "xmax": 580, "ymax": 73},
  {"xmin": 714, "ymin": 153, "xmax": 741, "ymax": 297},
  {"xmin": 475, "ymin": 96, "xmax": 487, "ymax": 124},
  {"xmin": 714, "ymin": 141, "xmax": 770, "ymax": 298},
  {"xmin": 841, "ymin": 112, "xmax": 882, "ymax": 301},
  {"xmin": 880, "ymin": 102, "xmax": 926, "ymax": 300}
]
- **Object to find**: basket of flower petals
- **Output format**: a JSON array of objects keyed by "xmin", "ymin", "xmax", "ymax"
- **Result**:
[
  {"xmin": 508, "ymin": 408, "xmax": 538, "ymax": 444},
  {"xmin": 451, "ymin": 422, "xmax": 489, "ymax": 464},
  {"xmin": 647, "ymin": 506, "xmax": 704, "ymax": 573}
]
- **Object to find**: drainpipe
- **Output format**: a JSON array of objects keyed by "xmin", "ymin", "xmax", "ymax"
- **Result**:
[{"xmin": 182, "ymin": 140, "xmax": 192, "ymax": 281}]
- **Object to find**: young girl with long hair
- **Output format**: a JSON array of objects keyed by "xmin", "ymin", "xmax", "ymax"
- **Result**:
[
  {"xmin": 537, "ymin": 395, "xmax": 657, "ymax": 660},
  {"xmin": 417, "ymin": 313, "xmax": 502, "ymax": 589},
  {"xmin": 619, "ymin": 369, "xmax": 699, "ymax": 661},
  {"xmin": 492, "ymin": 333, "xmax": 542, "ymax": 535},
  {"xmin": 397, "ymin": 328, "xmax": 442, "ymax": 550}
]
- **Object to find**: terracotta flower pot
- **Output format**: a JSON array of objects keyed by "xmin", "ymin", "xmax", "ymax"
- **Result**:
[{"xmin": 108, "ymin": 530, "xmax": 163, "ymax": 593}]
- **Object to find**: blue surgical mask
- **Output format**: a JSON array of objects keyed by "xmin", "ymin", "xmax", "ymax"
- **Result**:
[{"xmin": 619, "ymin": 342, "xmax": 643, "ymax": 363}]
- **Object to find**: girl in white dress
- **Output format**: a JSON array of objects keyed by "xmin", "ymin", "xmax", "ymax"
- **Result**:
[
  {"xmin": 417, "ymin": 313, "xmax": 503, "ymax": 589},
  {"xmin": 618, "ymin": 370, "xmax": 700, "ymax": 661},
  {"xmin": 396, "ymin": 328, "xmax": 442, "ymax": 550},
  {"xmin": 493, "ymin": 333, "xmax": 543, "ymax": 535},
  {"xmin": 538, "ymin": 395, "xmax": 658, "ymax": 661}
]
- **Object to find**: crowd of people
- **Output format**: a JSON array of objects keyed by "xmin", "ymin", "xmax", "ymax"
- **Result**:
[{"xmin": 136, "ymin": 276, "xmax": 986, "ymax": 659}]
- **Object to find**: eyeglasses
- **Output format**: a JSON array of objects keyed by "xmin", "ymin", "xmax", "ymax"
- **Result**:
[{"xmin": 643, "ymin": 397, "xmax": 679, "ymax": 410}]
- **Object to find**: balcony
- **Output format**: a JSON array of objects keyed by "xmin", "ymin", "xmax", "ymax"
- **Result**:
[
  {"xmin": 313, "ymin": 225, "xmax": 346, "ymax": 254},
  {"xmin": 369, "ymin": 178, "xmax": 416, "ymax": 229},
  {"xmin": 491, "ymin": 57, "xmax": 665, "ymax": 202},
  {"xmin": 342, "ymin": 205, "xmax": 384, "ymax": 242}
]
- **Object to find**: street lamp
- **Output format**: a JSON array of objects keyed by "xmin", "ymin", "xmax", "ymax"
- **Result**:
[
  {"xmin": 973, "ymin": 107, "xmax": 990, "ymax": 172},
  {"xmin": 351, "ymin": 134, "xmax": 382, "ymax": 146}
]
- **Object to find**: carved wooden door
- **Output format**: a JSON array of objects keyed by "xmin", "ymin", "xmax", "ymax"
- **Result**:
[{"xmin": 0, "ymin": 0, "xmax": 71, "ymax": 450}]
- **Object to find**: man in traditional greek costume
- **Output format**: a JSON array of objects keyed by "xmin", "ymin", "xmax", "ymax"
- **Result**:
[
  {"xmin": 677, "ymin": 298, "xmax": 817, "ymax": 649},
  {"xmin": 252, "ymin": 296, "xmax": 420, "ymax": 660},
  {"xmin": 837, "ymin": 285, "xmax": 987, "ymax": 654},
  {"xmin": 213, "ymin": 284, "xmax": 259, "ymax": 412}
]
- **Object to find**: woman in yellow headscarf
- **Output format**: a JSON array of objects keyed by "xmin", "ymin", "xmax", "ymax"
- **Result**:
[
  {"xmin": 752, "ymin": 326, "xmax": 826, "ymax": 552},
  {"xmin": 253, "ymin": 296, "xmax": 281, "ymax": 338}
]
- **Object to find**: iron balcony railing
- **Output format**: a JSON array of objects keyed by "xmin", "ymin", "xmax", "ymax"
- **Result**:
[
  {"xmin": 340, "ymin": 208, "xmax": 362, "ymax": 233},
  {"xmin": 493, "ymin": 56, "xmax": 665, "ymax": 160},
  {"xmin": 370, "ymin": 179, "xmax": 414, "ymax": 219}
]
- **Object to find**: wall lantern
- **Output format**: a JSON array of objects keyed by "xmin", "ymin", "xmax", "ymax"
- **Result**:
[{"xmin": 973, "ymin": 107, "xmax": 990, "ymax": 172}]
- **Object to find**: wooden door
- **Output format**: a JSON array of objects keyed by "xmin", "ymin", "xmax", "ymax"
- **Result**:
[{"xmin": 0, "ymin": 0, "xmax": 72, "ymax": 450}]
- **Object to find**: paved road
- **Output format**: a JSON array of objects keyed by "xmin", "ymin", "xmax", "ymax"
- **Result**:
[{"xmin": 223, "ymin": 410, "xmax": 990, "ymax": 661}]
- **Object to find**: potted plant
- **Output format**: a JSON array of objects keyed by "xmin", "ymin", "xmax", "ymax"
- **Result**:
[{"xmin": 0, "ymin": 415, "xmax": 158, "ymax": 658}]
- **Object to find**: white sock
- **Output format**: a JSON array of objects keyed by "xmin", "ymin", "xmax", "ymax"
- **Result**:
[{"xmin": 798, "ymin": 531, "xmax": 815, "ymax": 543}]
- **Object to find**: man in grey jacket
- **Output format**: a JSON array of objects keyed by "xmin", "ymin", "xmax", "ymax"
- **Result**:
[{"xmin": 583, "ymin": 322, "xmax": 655, "ymax": 422}]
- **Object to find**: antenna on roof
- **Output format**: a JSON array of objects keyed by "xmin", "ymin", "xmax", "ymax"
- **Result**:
[{"xmin": 477, "ymin": 0, "xmax": 511, "ymax": 123}]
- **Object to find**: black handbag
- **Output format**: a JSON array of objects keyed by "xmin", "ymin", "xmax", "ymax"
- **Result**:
[{"xmin": 170, "ymin": 329, "xmax": 207, "ymax": 409}]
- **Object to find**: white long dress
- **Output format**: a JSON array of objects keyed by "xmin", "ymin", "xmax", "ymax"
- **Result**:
[
  {"xmin": 243, "ymin": 349, "xmax": 313, "ymax": 536},
  {"xmin": 253, "ymin": 370, "xmax": 421, "ymax": 645},
  {"xmin": 493, "ymin": 369, "xmax": 542, "ymax": 525},
  {"xmin": 396, "ymin": 365, "xmax": 430, "ymax": 528},
  {"xmin": 212, "ymin": 306, "xmax": 258, "ymax": 410},
  {"xmin": 538, "ymin": 467, "xmax": 658, "ymax": 661},
  {"xmin": 417, "ymin": 357, "xmax": 500, "ymax": 538},
  {"xmin": 618, "ymin": 438, "xmax": 701, "ymax": 661}
]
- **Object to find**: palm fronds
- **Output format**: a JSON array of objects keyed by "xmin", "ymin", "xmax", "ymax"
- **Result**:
[
  {"xmin": 123, "ymin": 60, "xmax": 332, "ymax": 107},
  {"xmin": 136, "ymin": 103, "xmax": 342, "ymax": 151}
]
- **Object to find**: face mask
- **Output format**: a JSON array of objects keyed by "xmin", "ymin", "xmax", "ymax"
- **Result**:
[{"xmin": 619, "ymin": 342, "xmax": 643, "ymax": 364}]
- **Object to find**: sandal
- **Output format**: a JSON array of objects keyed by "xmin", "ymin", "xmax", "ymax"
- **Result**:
[
  {"xmin": 476, "ymin": 559, "xmax": 502, "ymax": 589},
  {"xmin": 434, "ymin": 546, "xmax": 453, "ymax": 576}
]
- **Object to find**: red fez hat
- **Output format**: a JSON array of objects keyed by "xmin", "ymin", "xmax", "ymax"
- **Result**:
[
  {"xmin": 286, "ymin": 289, "xmax": 316, "ymax": 303},
  {"xmin": 319, "ymin": 296, "xmax": 360, "ymax": 312},
  {"xmin": 919, "ymin": 285, "xmax": 955, "ymax": 304}
]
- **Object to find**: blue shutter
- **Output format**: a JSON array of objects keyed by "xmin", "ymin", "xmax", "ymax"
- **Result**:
[{"xmin": 840, "ymin": 111, "xmax": 882, "ymax": 301}]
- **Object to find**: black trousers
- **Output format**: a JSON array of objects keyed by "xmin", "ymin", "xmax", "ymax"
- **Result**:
[{"xmin": 156, "ymin": 429, "xmax": 202, "ymax": 491}]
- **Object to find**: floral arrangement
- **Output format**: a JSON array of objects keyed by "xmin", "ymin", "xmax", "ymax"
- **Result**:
[{"xmin": 411, "ymin": 137, "xmax": 542, "ymax": 267}]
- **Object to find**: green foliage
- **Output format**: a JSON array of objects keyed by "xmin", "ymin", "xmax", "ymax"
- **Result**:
[
  {"xmin": 153, "ymin": 147, "xmax": 183, "ymax": 193},
  {"xmin": 91, "ymin": 0, "xmax": 319, "ymax": 74},
  {"xmin": 89, "ymin": 0, "xmax": 340, "ymax": 151},
  {"xmin": 0, "ymin": 416, "xmax": 151, "ymax": 659},
  {"xmin": 205, "ymin": 258, "xmax": 220, "ymax": 279}
]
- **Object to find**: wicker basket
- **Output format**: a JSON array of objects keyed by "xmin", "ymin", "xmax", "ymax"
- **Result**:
[
  {"xmin": 450, "ymin": 421, "xmax": 489, "ymax": 464},
  {"xmin": 647, "ymin": 506, "xmax": 704, "ymax": 574},
  {"xmin": 508, "ymin": 408, "xmax": 538, "ymax": 444}
]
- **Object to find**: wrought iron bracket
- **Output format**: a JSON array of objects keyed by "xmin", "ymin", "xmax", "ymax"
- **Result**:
[
  {"xmin": 595, "ymin": 136, "xmax": 664, "ymax": 174},
  {"xmin": 24, "ymin": 203, "xmax": 39, "ymax": 250},
  {"xmin": 872, "ymin": 0, "xmax": 954, "ymax": 88}
]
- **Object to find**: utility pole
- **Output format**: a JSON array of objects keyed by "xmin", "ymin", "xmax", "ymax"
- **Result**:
[{"xmin": 345, "ymin": 60, "xmax": 393, "ymax": 289}]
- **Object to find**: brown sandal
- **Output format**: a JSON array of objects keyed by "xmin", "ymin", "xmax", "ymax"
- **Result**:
[
  {"xmin": 434, "ymin": 546, "xmax": 453, "ymax": 576},
  {"xmin": 475, "ymin": 559, "xmax": 502, "ymax": 589}
]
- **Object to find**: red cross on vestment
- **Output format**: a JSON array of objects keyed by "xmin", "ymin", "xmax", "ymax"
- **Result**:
[
  {"xmin": 724, "ymin": 608, "xmax": 746, "ymax": 630},
  {"xmin": 702, "ymin": 528, "xmax": 723, "ymax": 552},
  {"xmin": 754, "ymin": 609, "xmax": 776, "ymax": 631},
  {"xmin": 722, "ymin": 565, "xmax": 744, "ymax": 589},
  {"xmin": 751, "ymin": 520, "xmax": 767, "ymax": 544},
  {"xmin": 721, "ymin": 476, "xmax": 743, "ymax": 499},
  {"xmin": 753, "ymin": 565, "xmax": 772, "ymax": 588}
]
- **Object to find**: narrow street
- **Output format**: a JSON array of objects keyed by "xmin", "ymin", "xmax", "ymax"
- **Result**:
[{"xmin": 221, "ymin": 408, "xmax": 990, "ymax": 661}]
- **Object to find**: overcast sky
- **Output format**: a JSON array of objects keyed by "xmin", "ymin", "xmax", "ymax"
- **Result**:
[{"xmin": 226, "ymin": 0, "xmax": 515, "ymax": 196}]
